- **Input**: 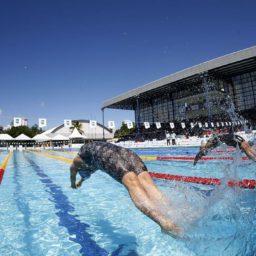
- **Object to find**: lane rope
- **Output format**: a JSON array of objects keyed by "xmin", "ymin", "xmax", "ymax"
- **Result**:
[
  {"xmin": 149, "ymin": 172, "xmax": 256, "ymax": 189},
  {"xmin": 140, "ymin": 155, "xmax": 249, "ymax": 161}
]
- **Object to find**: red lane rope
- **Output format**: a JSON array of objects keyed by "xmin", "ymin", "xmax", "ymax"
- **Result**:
[
  {"xmin": 149, "ymin": 172, "xmax": 256, "ymax": 189},
  {"xmin": 156, "ymin": 156, "xmax": 249, "ymax": 161},
  {"xmin": 212, "ymin": 149, "xmax": 236, "ymax": 153}
]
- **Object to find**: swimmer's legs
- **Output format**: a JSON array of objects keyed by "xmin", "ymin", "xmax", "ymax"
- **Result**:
[
  {"xmin": 122, "ymin": 172, "xmax": 181, "ymax": 236},
  {"xmin": 137, "ymin": 171, "xmax": 169, "ymax": 203}
]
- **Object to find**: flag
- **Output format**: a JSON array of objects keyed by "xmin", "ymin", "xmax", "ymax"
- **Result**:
[
  {"xmin": 64, "ymin": 119, "xmax": 72, "ymax": 127},
  {"xmin": 108, "ymin": 121, "xmax": 115, "ymax": 129},
  {"xmin": 190, "ymin": 122, "xmax": 194, "ymax": 128},
  {"xmin": 38, "ymin": 118, "xmax": 47, "ymax": 128},
  {"xmin": 144, "ymin": 122, "xmax": 150, "ymax": 129},
  {"xmin": 156, "ymin": 122, "xmax": 161, "ymax": 129},
  {"xmin": 181, "ymin": 122, "xmax": 185, "ymax": 129},
  {"xmin": 89, "ymin": 120, "xmax": 97, "ymax": 128},
  {"xmin": 13, "ymin": 117, "xmax": 22, "ymax": 127},
  {"xmin": 169, "ymin": 122, "xmax": 174, "ymax": 129},
  {"xmin": 126, "ymin": 121, "xmax": 133, "ymax": 129}
]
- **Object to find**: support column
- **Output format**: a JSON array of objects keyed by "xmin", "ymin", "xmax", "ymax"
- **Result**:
[
  {"xmin": 200, "ymin": 71, "xmax": 211, "ymax": 126},
  {"xmin": 101, "ymin": 108, "xmax": 105, "ymax": 140},
  {"xmin": 135, "ymin": 96, "xmax": 141, "ymax": 139}
]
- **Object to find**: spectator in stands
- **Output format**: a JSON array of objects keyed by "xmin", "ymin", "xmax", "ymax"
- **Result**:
[
  {"xmin": 171, "ymin": 132, "xmax": 176, "ymax": 145},
  {"xmin": 166, "ymin": 131, "xmax": 171, "ymax": 146}
]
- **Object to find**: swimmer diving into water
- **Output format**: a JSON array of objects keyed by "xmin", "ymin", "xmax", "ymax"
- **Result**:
[
  {"xmin": 194, "ymin": 133, "xmax": 256, "ymax": 165},
  {"xmin": 70, "ymin": 141, "xmax": 182, "ymax": 237}
]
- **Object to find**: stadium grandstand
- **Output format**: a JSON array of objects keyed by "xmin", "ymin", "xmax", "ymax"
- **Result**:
[{"xmin": 102, "ymin": 46, "xmax": 256, "ymax": 140}]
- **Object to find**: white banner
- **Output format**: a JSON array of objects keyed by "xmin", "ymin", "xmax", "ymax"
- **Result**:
[
  {"xmin": 126, "ymin": 121, "xmax": 133, "ymax": 129},
  {"xmin": 169, "ymin": 122, "xmax": 174, "ymax": 129},
  {"xmin": 13, "ymin": 117, "xmax": 22, "ymax": 127},
  {"xmin": 181, "ymin": 122, "xmax": 185, "ymax": 129},
  {"xmin": 221, "ymin": 122, "xmax": 224, "ymax": 127},
  {"xmin": 211, "ymin": 122, "xmax": 214, "ymax": 127},
  {"xmin": 190, "ymin": 122, "xmax": 194, "ymax": 128},
  {"xmin": 229, "ymin": 122, "xmax": 232, "ymax": 126},
  {"xmin": 216, "ymin": 122, "xmax": 219, "ymax": 127},
  {"xmin": 64, "ymin": 119, "xmax": 72, "ymax": 127},
  {"xmin": 198, "ymin": 122, "xmax": 202, "ymax": 128},
  {"xmin": 156, "ymin": 122, "xmax": 161, "ymax": 129},
  {"xmin": 205, "ymin": 122, "xmax": 208, "ymax": 128},
  {"xmin": 144, "ymin": 122, "xmax": 150, "ymax": 129},
  {"xmin": 89, "ymin": 120, "xmax": 97, "ymax": 128},
  {"xmin": 107, "ymin": 121, "xmax": 115, "ymax": 129},
  {"xmin": 38, "ymin": 118, "xmax": 47, "ymax": 128}
]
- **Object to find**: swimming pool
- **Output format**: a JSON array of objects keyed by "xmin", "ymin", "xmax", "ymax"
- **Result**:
[{"xmin": 0, "ymin": 147, "xmax": 255, "ymax": 256}]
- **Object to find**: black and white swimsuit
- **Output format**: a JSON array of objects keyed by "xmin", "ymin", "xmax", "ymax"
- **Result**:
[{"xmin": 77, "ymin": 141, "xmax": 148, "ymax": 183}]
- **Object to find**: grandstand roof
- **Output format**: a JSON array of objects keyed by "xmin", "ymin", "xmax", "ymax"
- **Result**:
[{"xmin": 102, "ymin": 46, "xmax": 256, "ymax": 110}]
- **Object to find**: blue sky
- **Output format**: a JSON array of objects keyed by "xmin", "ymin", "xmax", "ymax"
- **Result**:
[{"xmin": 0, "ymin": 0, "xmax": 255, "ymax": 129}]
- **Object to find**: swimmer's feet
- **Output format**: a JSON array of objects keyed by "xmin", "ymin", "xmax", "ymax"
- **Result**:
[
  {"xmin": 161, "ymin": 221, "xmax": 184, "ymax": 239},
  {"xmin": 161, "ymin": 224, "xmax": 184, "ymax": 239}
]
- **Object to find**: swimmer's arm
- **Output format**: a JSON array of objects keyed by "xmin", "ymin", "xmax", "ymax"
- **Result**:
[
  {"xmin": 76, "ymin": 177, "xmax": 85, "ymax": 188},
  {"xmin": 70, "ymin": 156, "xmax": 84, "ymax": 189},
  {"xmin": 240, "ymin": 141, "xmax": 256, "ymax": 161}
]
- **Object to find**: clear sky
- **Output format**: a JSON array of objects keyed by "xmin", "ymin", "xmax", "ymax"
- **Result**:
[{"xmin": 0, "ymin": 0, "xmax": 256, "ymax": 130}]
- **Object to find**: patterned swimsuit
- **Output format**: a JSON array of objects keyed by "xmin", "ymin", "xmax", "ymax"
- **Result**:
[{"xmin": 78, "ymin": 141, "xmax": 148, "ymax": 183}]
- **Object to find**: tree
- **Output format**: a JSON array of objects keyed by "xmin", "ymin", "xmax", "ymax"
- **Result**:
[
  {"xmin": 114, "ymin": 122, "xmax": 136, "ymax": 138},
  {"xmin": 70, "ymin": 121, "xmax": 84, "ymax": 134},
  {"xmin": 5, "ymin": 124, "xmax": 43, "ymax": 138}
]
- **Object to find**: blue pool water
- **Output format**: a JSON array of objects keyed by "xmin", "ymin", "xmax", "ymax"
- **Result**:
[{"xmin": 0, "ymin": 147, "xmax": 255, "ymax": 256}]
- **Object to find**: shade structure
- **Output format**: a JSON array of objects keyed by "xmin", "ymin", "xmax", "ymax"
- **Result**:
[
  {"xmin": 0, "ymin": 134, "xmax": 13, "ymax": 141},
  {"xmin": 33, "ymin": 133, "xmax": 51, "ymax": 141},
  {"xmin": 15, "ymin": 134, "xmax": 32, "ymax": 140},
  {"xmin": 52, "ymin": 134, "xmax": 69, "ymax": 141},
  {"xmin": 69, "ymin": 128, "xmax": 86, "ymax": 139}
]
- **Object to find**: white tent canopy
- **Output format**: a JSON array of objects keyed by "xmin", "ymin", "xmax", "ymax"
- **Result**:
[
  {"xmin": 69, "ymin": 128, "xmax": 86, "ymax": 139},
  {"xmin": 52, "ymin": 134, "xmax": 69, "ymax": 141},
  {"xmin": 0, "ymin": 134, "xmax": 13, "ymax": 140},
  {"xmin": 15, "ymin": 134, "xmax": 32, "ymax": 140},
  {"xmin": 33, "ymin": 133, "xmax": 51, "ymax": 141}
]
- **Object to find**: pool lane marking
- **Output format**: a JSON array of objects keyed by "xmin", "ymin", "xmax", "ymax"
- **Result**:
[
  {"xmin": 0, "ymin": 151, "xmax": 12, "ymax": 184},
  {"xmin": 29, "ymin": 151, "xmax": 256, "ymax": 189},
  {"xmin": 24, "ymin": 154, "xmax": 109, "ymax": 256},
  {"xmin": 29, "ymin": 151, "xmax": 73, "ymax": 163},
  {"xmin": 45, "ymin": 150, "xmax": 77, "ymax": 155},
  {"xmin": 12, "ymin": 152, "xmax": 35, "ymax": 255}
]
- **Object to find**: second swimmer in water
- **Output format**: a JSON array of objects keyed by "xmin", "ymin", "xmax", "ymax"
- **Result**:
[
  {"xmin": 70, "ymin": 141, "xmax": 182, "ymax": 237},
  {"xmin": 194, "ymin": 133, "xmax": 256, "ymax": 165}
]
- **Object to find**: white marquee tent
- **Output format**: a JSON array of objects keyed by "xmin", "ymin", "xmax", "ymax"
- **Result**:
[
  {"xmin": 51, "ymin": 134, "xmax": 69, "ymax": 141},
  {"xmin": 15, "ymin": 134, "xmax": 32, "ymax": 141},
  {"xmin": 33, "ymin": 133, "xmax": 51, "ymax": 141},
  {"xmin": 69, "ymin": 128, "xmax": 86, "ymax": 139},
  {"xmin": 0, "ymin": 134, "xmax": 14, "ymax": 141}
]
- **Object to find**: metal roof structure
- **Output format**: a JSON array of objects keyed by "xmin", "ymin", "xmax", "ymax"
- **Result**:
[{"xmin": 102, "ymin": 46, "xmax": 256, "ymax": 110}]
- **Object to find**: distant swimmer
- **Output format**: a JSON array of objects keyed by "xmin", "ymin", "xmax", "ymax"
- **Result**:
[
  {"xmin": 70, "ymin": 141, "xmax": 182, "ymax": 237},
  {"xmin": 194, "ymin": 134, "xmax": 256, "ymax": 165}
]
